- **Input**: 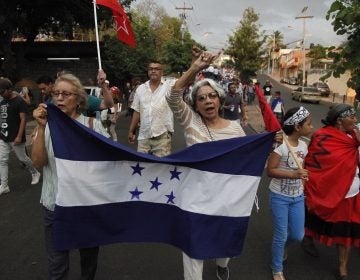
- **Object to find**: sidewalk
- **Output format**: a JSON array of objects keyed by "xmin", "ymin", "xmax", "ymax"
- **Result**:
[{"xmin": 245, "ymin": 104, "xmax": 265, "ymax": 133}]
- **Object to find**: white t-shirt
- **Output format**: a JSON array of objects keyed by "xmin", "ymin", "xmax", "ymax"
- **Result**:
[{"xmin": 269, "ymin": 140, "xmax": 308, "ymax": 197}]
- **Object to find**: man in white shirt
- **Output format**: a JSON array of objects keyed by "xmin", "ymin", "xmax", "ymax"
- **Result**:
[{"xmin": 128, "ymin": 61, "xmax": 175, "ymax": 156}]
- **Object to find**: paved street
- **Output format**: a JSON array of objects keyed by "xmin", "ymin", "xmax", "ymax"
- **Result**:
[{"xmin": 1, "ymin": 76, "xmax": 360, "ymax": 279}]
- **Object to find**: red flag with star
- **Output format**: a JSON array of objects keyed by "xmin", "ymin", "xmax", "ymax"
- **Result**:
[
  {"xmin": 255, "ymin": 85, "xmax": 281, "ymax": 132},
  {"xmin": 96, "ymin": 0, "xmax": 136, "ymax": 48}
]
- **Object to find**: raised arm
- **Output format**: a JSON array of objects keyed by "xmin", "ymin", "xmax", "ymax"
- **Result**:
[
  {"xmin": 31, "ymin": 104, "xmax": 49, "ymax": 168},
  {"xmin": 97, "ymin": 69, "xmax": 114, "ymax": 110},
  {"xmin": 173, "ymin": 49, "xmax": 220, "ymax": 91}
]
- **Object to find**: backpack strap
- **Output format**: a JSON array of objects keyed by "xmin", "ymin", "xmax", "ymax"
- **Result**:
[{"xmin": 88, "ymin": 117, "xmax": 94, "ymax": 130}]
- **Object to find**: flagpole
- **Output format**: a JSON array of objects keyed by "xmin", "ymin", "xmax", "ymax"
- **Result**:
[{"xmin": 93, "ymin": 0, "xmax": 102, "ymax": 69}]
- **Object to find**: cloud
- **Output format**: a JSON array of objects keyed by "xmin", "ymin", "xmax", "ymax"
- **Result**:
[{"xmin": 136, "ymin": 0, "xmax": 346, "ymax": 49}]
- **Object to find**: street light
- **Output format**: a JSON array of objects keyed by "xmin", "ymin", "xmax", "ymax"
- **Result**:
[{"xmin": 295, "ymin": 7, "xmax": 313, "ymax": 89}]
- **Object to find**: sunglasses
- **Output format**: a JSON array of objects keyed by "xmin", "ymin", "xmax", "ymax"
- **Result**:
[{"xmin": 196, "ymin": 92, "xmax": 219, "ymax": 102}]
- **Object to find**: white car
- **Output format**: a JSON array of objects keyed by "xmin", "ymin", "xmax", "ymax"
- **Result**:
[{"xmin": 292, "ymin": 86, "xmax": 321, "ymax": 104}]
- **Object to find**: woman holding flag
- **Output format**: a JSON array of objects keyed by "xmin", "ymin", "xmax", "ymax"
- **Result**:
[
  {"xmin": 31, "ymin": 74, "xmax": 109, "ymax": 280},
  {"xmin": 166, "ymin": 48, "xmax": 281, "ymax": 280}
]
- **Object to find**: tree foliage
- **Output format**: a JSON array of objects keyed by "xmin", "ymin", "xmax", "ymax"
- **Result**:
[
  {"xmin": 0, "ymin": 0, "xmax": 134, "ymax": 79},
  {"xmin": 308, "ymin": 44, "xmax": 327, "ymax": 68},
  {"xmin": 101, "ymin": 0, "xmax": 199, "ymax": 86},
  {"xmin": 225, "ymin": 8, "xmax": 264, "ymax": 81},
  {"xmin": 325, "ymin": 0, "xmax": 360, "ymax": 90}
]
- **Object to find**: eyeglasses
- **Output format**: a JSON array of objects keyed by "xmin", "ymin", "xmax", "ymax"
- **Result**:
[
  {"xmin": 51, "ymin": 91, "xmax": 77, "ymax": 98},
  {"xmin": 148, "ymin": 67, "xmax": 162, "ymax": 71},
  {"xmin": 196, "ymin": 92, "xmax": 219, "ymax": 102}
]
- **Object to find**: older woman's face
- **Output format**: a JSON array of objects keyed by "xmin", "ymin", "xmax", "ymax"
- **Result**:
[
  {"xmin": 195, "ymin": 85, "xmax": 221, "ymax": 119},
  {"xmin": 339, "ymin": 114, "xmax": 357, "ymax": 132},
  {"xmin": 53, "ymin": 81, "xmax": 79, "ymax": 117}
]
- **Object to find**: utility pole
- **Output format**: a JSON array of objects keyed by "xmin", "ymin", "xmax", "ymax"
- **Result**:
[
  {"xmin": 271, "ymin": 32, "xmax": 276, "ymax": 74},
  {"xmin": 176, "ymin": 2, "xmax": 193, "ymax": 44},
  {"xmin": 295, "ymin": 6, "xmax": 313, "ymax": 91}
]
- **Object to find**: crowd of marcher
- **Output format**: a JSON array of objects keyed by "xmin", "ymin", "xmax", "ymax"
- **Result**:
[{"xmin": 0, "ymin": 46, "xmax": 359, "ymax": 280}]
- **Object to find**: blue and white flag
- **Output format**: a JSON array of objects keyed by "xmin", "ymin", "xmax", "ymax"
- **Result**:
[{"xmin": 47, "ymin": 105, "xmax": 274, "ymax": 259}]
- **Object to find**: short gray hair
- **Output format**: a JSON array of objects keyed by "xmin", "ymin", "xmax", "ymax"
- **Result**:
[
  {"xmin": 189, "ymin": 78, "xmax": 226, "ymax": 110},
  {"xmin": 54, "ymin": 74, "xmax": 88, "ymax": 113}
]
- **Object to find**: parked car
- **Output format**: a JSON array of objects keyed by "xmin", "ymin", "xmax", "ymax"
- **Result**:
[
  {"xmin": 312, "ymin": 82, "xmax": 331, "ymax": 97},
  {"xmin": 288, "ymin": 77, "xmax": 299, "ymax": 85},
  {"xmin": 292, "ymin": 86, "xmax": 322, "ymax": 104},
  {"xmin": 84, "ymin": 86, "xmax": 100, "ymax": 97},
  {"xmin": 281, "ymin": 77, "xmax": 289, "ymax": 84}
]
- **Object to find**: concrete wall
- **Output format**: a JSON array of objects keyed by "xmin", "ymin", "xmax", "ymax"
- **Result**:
[{"xmin": 307, "ymin": 70, "xmax": 351, "ymax": 95}]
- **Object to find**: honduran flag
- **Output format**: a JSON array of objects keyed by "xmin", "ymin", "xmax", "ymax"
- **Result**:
[{"xmin": 47, "ymin": 105, "xmax": 274, "ymax": 259}]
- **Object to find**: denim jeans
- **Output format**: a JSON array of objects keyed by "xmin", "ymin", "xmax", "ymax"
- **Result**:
[
  {"xmin": 269, "ymin": 192, "xmax": 305, "ymax": 272},
  {"xmin": 0, "ymin": 140, "xmax": 38, "ymax": 186}
]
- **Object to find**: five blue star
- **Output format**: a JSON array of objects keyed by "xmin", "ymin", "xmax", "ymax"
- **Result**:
[
  {"xmin": 131, "ymin": 162, "xmax": 145, "ymax": 175},
  {"xmin": 165, "ymin": 191, "xmax": 176, "ymax": 204},
  {"xmin": 150, "ymin": 177, "xmax": 162, "ymax": 191},
  {"xmin": 129, "ymin": 187, "xmax": 143, "ymax": 200},
  {"xmin": 170, "ymin": 167, "xmax": 182, "ymax": 180}
]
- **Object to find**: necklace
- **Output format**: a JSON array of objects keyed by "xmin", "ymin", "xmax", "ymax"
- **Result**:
[{"xmin": 203, "ymin": 119, "xmax": 214, "ymax": 141}]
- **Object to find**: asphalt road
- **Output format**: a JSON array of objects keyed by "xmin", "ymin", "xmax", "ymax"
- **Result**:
[{"xmin": 1, "ymin": 77, "xmax": 359, "ymax": 280}]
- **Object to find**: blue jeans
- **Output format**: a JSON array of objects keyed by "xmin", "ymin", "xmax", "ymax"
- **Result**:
[{"xmin": 269, "ymin": 192, "xmax": 305, "ymax": 272}]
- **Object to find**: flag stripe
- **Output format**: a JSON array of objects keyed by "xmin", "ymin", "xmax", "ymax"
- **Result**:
[
  {"xmin": 55, "ymin": 159, "xmax": 260, "ymax": 217},
  {"xmin": 54, "ymin": 201, "xmax": 249, "ymax": 259}
]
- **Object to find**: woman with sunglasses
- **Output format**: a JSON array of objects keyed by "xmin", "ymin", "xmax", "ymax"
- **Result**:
[
  {"xmin": 303, "ymin": 104, "xmax": 360, "ymax": 280},
  {"xmin": 166, "ymin": 50, "xmax": 249, "ymax": 280},
  {"xmin": 32, "ymin": 74, "xmax": 109, "ymax": 279}
]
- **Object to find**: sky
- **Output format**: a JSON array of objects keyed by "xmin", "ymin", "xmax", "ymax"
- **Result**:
[{"xmin": 133, "ymin": 0, "xmax": 347, "ymax": 51}]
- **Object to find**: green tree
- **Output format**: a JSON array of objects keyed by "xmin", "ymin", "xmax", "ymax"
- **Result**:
[
  {"xmin": 102, "ymin": 12, "xmax": 157, "ymax": 86},
  {"xmin": 325, "ymin": 0, "xmax": 360, "ymax": 90},
  {"xmin": 308, "ymin": 44, "xmax": 327, "ymax": 68},
  {"xmin": 0, "ymin": 0, "xmax": 134, "ymax": 79},
  {"xmin": 225, "ymin": 7, "xmax": 264, "ymax": 81}
]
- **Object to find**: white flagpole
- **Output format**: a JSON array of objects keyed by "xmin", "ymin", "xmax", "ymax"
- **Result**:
[{"xmin": 93, "ymin": 0, "xmax": 102, "ymax": 69}]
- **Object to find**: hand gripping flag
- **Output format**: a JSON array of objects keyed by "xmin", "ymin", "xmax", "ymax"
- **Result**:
[
  {"xmin": 96, "ymin": 0, "xmax": 136, "ymax": 47},
  {"xmin": 255, "ymin": 85, "xmax": 282, "ymax": 132},
  {"xmin": 47, "ymin": 105, "xmax": 275, "ymax": 259}
]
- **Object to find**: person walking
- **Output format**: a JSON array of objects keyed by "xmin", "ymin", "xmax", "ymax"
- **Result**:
[
  {"xmin": 32, "ymin": 73, "xmax": 109, "ymax": 280},
  {"xmin": 303, "ymin": 104, "xmax": 360, "ymax": 280},
  {"xmin": 271, "ymin": 91, "xmax": 285, "ymax": 126},
  {"xmin": 166, "ymin": 48, "xmax": 281, "ymax": 280},
  {"xmin": 267, "ymin": 106, "xmax": 313, "ymax": 280},
  {"xmin": 0, "ymin": 78, "xmax": 41, "ymax": 195},
  {"xmin": 127, "ymin": 61, "xmax": 175, "ymax": 156},
  {"xmin": 263, "ymin": 80, "xmax": 273, "ymax": 103},
  {"xmin": 222, "ymin": 82, "xmax": 248, "ymax": 125}
]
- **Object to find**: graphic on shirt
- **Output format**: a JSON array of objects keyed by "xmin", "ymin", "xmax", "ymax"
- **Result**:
[{"xmin": 0, "ymin": 104, "xmax": 9, "ymax": 137}]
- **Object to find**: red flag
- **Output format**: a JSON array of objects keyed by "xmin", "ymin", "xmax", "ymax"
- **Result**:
[
  {"xmin": 255, "ymin": 85, "xmax": 281, "ymax": 132},
  {"xmin": 96, "ymin": 0, "xmax": 136, "ymax": 48}
]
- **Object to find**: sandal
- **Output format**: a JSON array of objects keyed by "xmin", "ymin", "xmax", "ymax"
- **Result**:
[{"xmin": 273, "ymin": 271, "xmax": 286, "ymax": 280}]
